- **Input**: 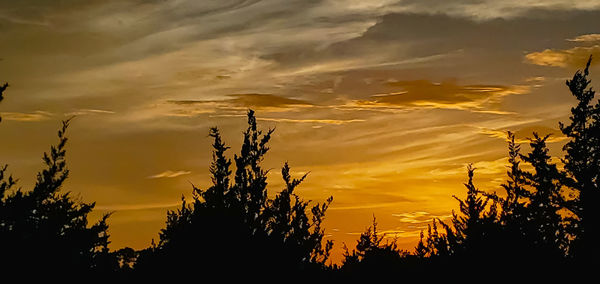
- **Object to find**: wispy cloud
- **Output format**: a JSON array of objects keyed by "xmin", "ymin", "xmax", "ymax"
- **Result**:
[
  {"xmin": 147, "ymin": 170, "xmax": 191, "ymax": 179},
  {"xmin": 391, "ymin": 211, "xmax": 452, "ymax": 224},
  {"xmin": 1, "ymin": 111, "xmax": 53, "ymax": 122},
  {"xmin": 568, "ymin": 34, "xmax": 600, "ymax": 43},
  {"xmin": 65, "ymin": 109, "xmax": 115, "ymax": 116}
]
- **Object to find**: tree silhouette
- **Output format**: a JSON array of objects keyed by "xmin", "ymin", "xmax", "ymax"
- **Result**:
[
  {"xmin": 136, "ymin": 110, "xmax": 334, "ymax": 278},
  {"xmin": 520, "ymin": 133, "xmax": 569, "ymax": 258},
  {"xmin": 417, "ymin": 166, "xmax": 494, "ymax": 257},
  {"xmin": 485, "ymin": 132, "xmax": 531, "ymax": 258},
  {"xmin": 0, "ymin": 119, "xmax": 115, "ymax": 274},
  {"xmin": 559, "ymin": 56, "xmax": 600, "ymax": 261},
  {"xmin": 500, "ymin": 132, "xmax": 528, "ymax": 221}
]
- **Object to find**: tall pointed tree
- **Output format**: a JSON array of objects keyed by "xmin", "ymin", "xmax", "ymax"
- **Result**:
[
  {"xmin": 559, "ymin": 56, "xmax": 600, "ymax": 260},
  {"xmin": 521, "ymin": 133, "xmax": 568, "ymax": 258},
  {"xmin": 500, "ymin": 132, "xmax": 528, "ymax": 221},
  {"xmin": 231, "ymin": 109, "xmax": 274, "ymax": 228},
  {"xmin": 200, "ymin": 127, "xmax": 232, "ymax": 208},
  {"xmin": 421, "ymin": 165, "xmax": 501, "ymax": 264}
]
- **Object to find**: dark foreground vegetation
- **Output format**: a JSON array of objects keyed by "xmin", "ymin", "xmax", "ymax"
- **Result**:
[{"xmin": 1, "ymin": 58, "xmax": 599, "ymax": 278}]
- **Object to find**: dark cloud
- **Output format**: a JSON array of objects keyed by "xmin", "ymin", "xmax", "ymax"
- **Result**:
[
  {"xmin": 263, "ymin": 9, "xmax": 600, "ymax": 80},
  {"xmin": 358, "ymin": 9, "xmax": 600, "ymax": 58},
  {"xmin": 391, "ymin": 0, "xmax": 600, "ymax": 19}
]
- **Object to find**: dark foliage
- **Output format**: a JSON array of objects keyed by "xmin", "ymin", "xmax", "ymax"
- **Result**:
[
  {"xmin": 559, "ymin": 56, "xmax": 600, "ymax": 261},
  {"xmin": 339, "ymin": 217, "xmax": 422, "ymax": 279},
  {"xmin": 0, "ymin": 119, "xmax": 116, "ymax": 275},
  {"xmin": 135, "ymin": 110, "xmax": 334, "ymax": 279}
]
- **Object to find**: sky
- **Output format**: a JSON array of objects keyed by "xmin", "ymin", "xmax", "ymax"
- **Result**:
[{"xmin": 1, "ymin": 0, "xmax": 600, "ymax": 263}]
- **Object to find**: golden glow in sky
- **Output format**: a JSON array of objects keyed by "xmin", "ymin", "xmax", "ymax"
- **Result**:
[{"xmin": 1, "ymin": 0, "xmax": 600, "ymax": 262}]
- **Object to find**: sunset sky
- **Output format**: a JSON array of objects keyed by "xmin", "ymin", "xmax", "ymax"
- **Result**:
[{"xmin": 1, "ymin": 0, "xmax": 599, "ymax": 262}]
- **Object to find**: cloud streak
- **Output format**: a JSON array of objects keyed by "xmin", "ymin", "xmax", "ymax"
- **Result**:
[
  {"xmin": 0, "ymin": 111, "xmax": 53, "ymax": 122},
  {"xmin": 147, "ymin": 170, "xmax": 191, "ymax": 179}
]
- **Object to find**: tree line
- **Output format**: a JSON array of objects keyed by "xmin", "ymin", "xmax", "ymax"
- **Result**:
[{"xmin": 1, "ymin": 57, "xmax": 598, "ymax": 278}]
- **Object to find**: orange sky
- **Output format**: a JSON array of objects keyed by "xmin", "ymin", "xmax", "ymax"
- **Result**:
[{"xmin": 1, "ymin": 0, "xmax": 600, "ymax": 263}]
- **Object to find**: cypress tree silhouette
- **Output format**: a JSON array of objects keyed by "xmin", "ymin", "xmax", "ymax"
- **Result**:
[
  {"xmin": 136, "ymin": 110, "xmax": 334, "ymax": 279},
  {"xmin": 520, "ymin": 133, "xmax": 569, "ymax": 258},
  {"xmin": 559, "ymin": 56, "xmax": 600, "ymax": 261},
  {"xmin": 486, "ymin": 132, "xmax": 531, "ymax": 258},
  {"xmin": 0, "ymin": 118, "xmax": 115, "ymax": 274},
  {"xmin": 447, "ymin": 165, "xmax": 501, "ymax": 259},
  {"xmin": 500, "ymin": 132, "xmax": 528, "ymax": 220}
]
